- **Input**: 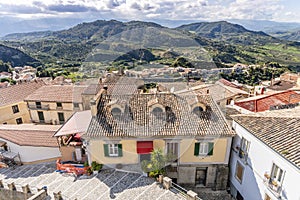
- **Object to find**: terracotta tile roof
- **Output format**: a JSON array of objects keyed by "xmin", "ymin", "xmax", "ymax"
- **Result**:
[
  {"xmin": 231, "ymin": 113, "xmax": 300, "ymax": 169},
  {"xmin": 0, "ymin": 81, "xmax": 45, "ymax": 107},
  {"xmin": 24, "ymin": 85, "xmax": 87, "ymax": 103},
  {"xmin": 0, "ymin": 124, "xmax": 60, "ymax": 147},
  {"xmin": 235, "ymin": 90, "xmax": 300, "ymax": 112},
  {"xmin": 86, "ymin": 92, "xmax": 233, "ymax": 138}
]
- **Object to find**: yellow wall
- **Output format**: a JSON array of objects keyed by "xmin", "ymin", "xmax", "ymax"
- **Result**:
[
  {"xmin": 27, "ymin": 101, "xmax": 80, "ymax": 124},
  {"xmin": 89, "ymin": 138, "xmax": 230, "ymax": 165},
  {"xmin": 90, "ymin": 140, "xmax": 138, "ymax": 164},
  {"xmin": 0, "ymin": 101, "xmax": 31, "ymax": 124},
  {"xmin": 179, "ymin": 138, "xmax": 229, "ymax": 163},
  {"xmin": 153, "ymin": 139, "xmax": 165, "ymax": 151}
]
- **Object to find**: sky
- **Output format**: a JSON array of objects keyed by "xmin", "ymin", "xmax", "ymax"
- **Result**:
[{"xmin": 0, "ymin": 0, "xmax": 299, "ymax": 23}]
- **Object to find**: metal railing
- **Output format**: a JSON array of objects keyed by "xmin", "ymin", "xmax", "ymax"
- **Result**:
[
  {"xmin": 28, "ymin": 104, "xmax": 50, "ymax": 110},
  {"xmin": 171, "ymin": 182, "xmax": 189, "ymax": 197}
]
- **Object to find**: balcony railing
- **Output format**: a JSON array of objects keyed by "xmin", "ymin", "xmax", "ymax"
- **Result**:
[
  {"xmin": 263, "ymin": 173, "xmax": 282, "ymax": 198},
  {"xmin": 31, "ymin": 119, "xmax": 52, "ymax": 124},
  {"xmin": 28, "ymin": 104, "xmax": 50, "ymax": 110}
]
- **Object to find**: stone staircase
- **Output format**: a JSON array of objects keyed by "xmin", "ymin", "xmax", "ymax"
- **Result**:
[{"xmin": 0, "ymin": 163, "xmax": 186, "ymax": 200}]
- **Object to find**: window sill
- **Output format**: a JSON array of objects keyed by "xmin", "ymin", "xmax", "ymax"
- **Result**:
[{"xmin": 108, "ymin": 155, "xmax": 119, "ymax": 157}]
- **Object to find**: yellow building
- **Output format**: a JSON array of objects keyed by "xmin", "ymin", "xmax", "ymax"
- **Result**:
[
  {"xmin": 83, "ymin": 77, "xmax": 234, "ymax": 189},
  {"xmin": 24, "ymin": 85, "xmax": 87, "ymax": 125},
  {"xmin": 0, "ymin": 81, "xmax": 45, "ymax": 124}
]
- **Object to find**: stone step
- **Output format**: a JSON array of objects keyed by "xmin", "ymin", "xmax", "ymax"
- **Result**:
[{"xmin": 71, "ymin": 177, "xmax": 108, "ymax": 200}]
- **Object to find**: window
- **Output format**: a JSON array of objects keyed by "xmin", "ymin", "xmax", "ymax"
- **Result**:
[
  {"xmin": 235, "ymin": 161, "xmax": 244, "ymax": 183},
  {"xmin": 58, "ymin": 112, "xmax": 65, "ymax": 124},
  {"xmin": 56, "ymin": 102, "xmax": 62, "ymax": 108},
  {"xmin": 240, "ymin": 137, "xmax": 250, "ymax": 153},
  {"xmin": 16, "ymin": 118, "xmax": 23, "ymax": 124},
  {"xmin": 36, "ymin": 102, "xmax": 41, "ymax": 108},
  {"xmin": 192, "ymin": 106, "xmax": 204, "ymax": 116},
  {"xmin": 166, "ymin": 142, "xmax": 179, "ymax": 162},
  {"xmin": 271, "ymin": 163, "xmax": 284, "ymax": 184},
  {"xmin": 103, "ymin": 144, "xmax": 123, "ymax": 157},
  {"xmin": 111, "ymin": 107, "xmax": 122, "ymax": 118},
  {"xmin": 73, "ymin": 103, "xmax": 79, "ymax": 108},
  {"xmin": 12, "ymin": 105, "xmax": 19, "ymax": 113},
  {"xmin": 195, "ymin": 168, "xmax": 207, "ymax": 185},
  {"xmin": 152, "ymin": 107, "xmax": 164, "ymax": 119},
  {"xmin": 38, "ymin": 111, "xmax": 45, "ymax": 123},
  {"xmin": 194, "ymin": 142, "xmax": 214, "ymax": 156}
]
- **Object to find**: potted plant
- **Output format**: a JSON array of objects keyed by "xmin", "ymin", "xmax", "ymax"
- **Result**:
[
  {"xmin": 264, "ymin": 173, "xmax": 270, "ymax": 179},
  {"xmin": 91, "ymin": 161, "xmax": 102, "ymax": 175}
]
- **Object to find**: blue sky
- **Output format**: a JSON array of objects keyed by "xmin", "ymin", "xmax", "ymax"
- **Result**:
[{"xmin": 0, "ymin": 0, "xmax": 299, "ymax": 23}]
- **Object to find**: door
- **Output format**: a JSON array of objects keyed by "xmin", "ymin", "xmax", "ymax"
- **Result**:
[
  {"xmin": 166, "ymin": 142, "xmax": 179, "ymax": 163},
  {"xmin": 38, "ymin": 111, "xmax": 44, "ymax": 123},
  {"xmin": 58, "ymin": 112, "xmax": 65, "ymax": 124},
  {"xmin": 140, "ymin": 154, "xmax": 151, "ymax": 163},
  {"xmin": 236, "ymin": 191, "xmax": 244, "ymax": 200},
  {"xmin": 195, "ymin": 168, "xmax": 207, "ymax": 185}
]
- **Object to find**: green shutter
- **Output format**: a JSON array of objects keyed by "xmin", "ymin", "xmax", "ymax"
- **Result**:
[
  {"xmin": 118, "ymin": 144, "xmax": 123, "ymax": 157},
  {"xmin": 104, "ymin": 144, "xmax": 109, "ymax": 157},
  {"xmin": 208, "ymin": 142, "xmax": 214, "ymax": 155},
  {"xmin": 194, "ymin": 143, "xmax": 200, "ymax": 156}
]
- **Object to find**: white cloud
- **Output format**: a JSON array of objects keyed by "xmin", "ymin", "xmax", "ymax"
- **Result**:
[{"xmin": 0, "ymin": 0, "xmax": 298, "ymax": 22}]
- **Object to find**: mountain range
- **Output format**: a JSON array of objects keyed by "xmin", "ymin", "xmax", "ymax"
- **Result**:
[{"xmin": 0, "ymin": 19, "xmax": 300, "ymax": 69}]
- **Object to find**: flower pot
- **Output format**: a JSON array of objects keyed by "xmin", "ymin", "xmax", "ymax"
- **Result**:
[{"xmin": 93, "ymin": 171, "xmax": 98, "ymax": 175}]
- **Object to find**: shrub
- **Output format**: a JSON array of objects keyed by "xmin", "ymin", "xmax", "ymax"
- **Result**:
[{"xmin": 91, "ymin": 161, "xmax": 103, "ymax": 171}]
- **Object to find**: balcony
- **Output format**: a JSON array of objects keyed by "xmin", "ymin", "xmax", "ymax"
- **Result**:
[
  {"xmin": 31, "ymin": 119, "xmax": 52, "ymax": 124},
  {"xmin": 263, "ymin": 173, "xmax": 282, "ymax": 198},
  {"xmin": 28, "ymin": 104, "xmax": 50, "ymax": 110}
]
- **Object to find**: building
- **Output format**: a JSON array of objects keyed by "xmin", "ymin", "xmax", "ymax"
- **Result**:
[
  {"xmin": 229, "ymin": 109, "xmax": 300, "ymax": 200},
  {"xmin": 54, "ymin": 110, "xmax": 92, "ymax": 162},
  {"xmin": 0, "ymin": 124, "xmax": 61, "ymax": 164},
  {"xmin": 234, "ymin": 90, "xmax": 300, "ymax": 112},
  {"xmin": 24, "ymin": 85, "xmax": 87, "ymax": 125},
  {"xmin": 83, "ymin": 76, "xmax": 234, "ymax": 190},
  {"xmin": 0, "ymin": 81, "xmax": 45, "ymax": 124}
]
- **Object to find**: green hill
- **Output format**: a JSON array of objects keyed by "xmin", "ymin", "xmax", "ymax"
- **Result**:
[
  {"xmin": 270, "ymin": 30, "xmax": 300, "ymax": 42},
  {"xmin": 176, "ymin": 21, "xmax": 278, "ymax": 45},
  {"xmin": 0, "ymin": 44, "xmax": 41, "ymax": 67},
  {"xmin": 1, "ymin": 20, "xmax": 300, "ymax": 69}
]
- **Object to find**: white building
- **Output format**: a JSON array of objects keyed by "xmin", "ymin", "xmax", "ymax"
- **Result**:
[
  {"xmin": 0, "ymin": 124, "xmax": 61, "ymax": 164},
  {"xmin": 229, "ymin": 109, "xmax": 300, "ymax": 200}
]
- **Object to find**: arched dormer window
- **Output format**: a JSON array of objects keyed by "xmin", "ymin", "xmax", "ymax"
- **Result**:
[
  {"xmin": 150, "ymin": 104, "xmax": 165, "ymax": 120},
  {"xmin": 191, "ymin": 103, "xmax": 206, "ymax": 117},
  {"xmin": 192, "ymin": 106, "xmax": 203, "ymax": 116},
  {"xmin": 111, "ymin": 107, "xmax": 122, "ymax": 118}
]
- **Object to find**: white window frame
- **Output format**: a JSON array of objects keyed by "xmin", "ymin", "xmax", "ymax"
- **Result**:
[
  {"xmin": 240, "ymin": 137, "xmax": 250, "ymax": 153},
  {"xmin": 198, "ymin": 142, "xmax": 209, "ymax": 155},
  {"xmin": 235, "ymin": 161, "xmax": 244, "ymax": 183},
  {"xmin": 166, "ymin": 142, "xmax": 179, "ymax": 155},
  {"xmin": 108, "ymin": 144, "xmax": 119, "ymax": 157},
  {"xmin": 271, "ymin": 163, "xmax": 284, "ymax": 184}
]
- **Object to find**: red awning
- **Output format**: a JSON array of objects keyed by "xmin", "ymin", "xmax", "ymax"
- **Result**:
[{"xmin": 137, "ymin": 141, "xmax": 153, "ymax": 154}]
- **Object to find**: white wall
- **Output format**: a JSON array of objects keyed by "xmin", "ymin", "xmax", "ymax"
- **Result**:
[
  {"xmin": 0, "ymin": 138, "xmax": 61, "ymax": 163},
  {"xmin": 230, "ymin": 121, "xmax": 300, "ymax": 200}
]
